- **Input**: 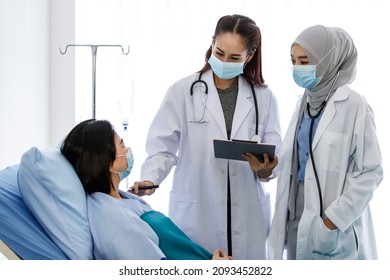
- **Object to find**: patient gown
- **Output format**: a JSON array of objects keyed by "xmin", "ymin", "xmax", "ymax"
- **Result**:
[{"xmin": 87, "ymin": 191, "xmax": 212, "ymax": 260}]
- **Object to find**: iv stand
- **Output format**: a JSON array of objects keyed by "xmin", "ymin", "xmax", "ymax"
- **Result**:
[{"xmin": 59, "ymin": 44, "xmax": 130, "ymax": 119}]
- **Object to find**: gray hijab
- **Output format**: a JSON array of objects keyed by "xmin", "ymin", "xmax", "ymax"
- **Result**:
[
  {"xmin": 293, "ymin": 25, "xmax": 358, "ymax": 108},
  {"xmin": 288, "ymin": 25, "xmax": 358, "ymax": 219}
]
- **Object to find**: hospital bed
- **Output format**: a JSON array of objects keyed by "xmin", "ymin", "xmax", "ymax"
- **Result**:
[
  {"xmin": 0, "ymin": 147, "xmax": 94, "ymax": 260},
  {"xmin": 0, "ymin": 240, "xmax": 20, "ymax": 260}
]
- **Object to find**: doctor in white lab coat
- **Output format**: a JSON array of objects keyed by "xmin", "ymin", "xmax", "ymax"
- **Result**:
[
  {"xmin": 268, "ymin": 25, "xmax": 383, "ymax": 260},
  {"xmin": 133, "ymin": 15, "xmax": 282, "ymax": 260}
]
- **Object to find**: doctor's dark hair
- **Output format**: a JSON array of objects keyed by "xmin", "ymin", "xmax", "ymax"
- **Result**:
[
  {"xmin": 60, "ymin": 119, "xmax": 116, "ymax": 195},
  {"xmin": 200, "ymin": 14, "xmax": 264, "ymax": 86}
]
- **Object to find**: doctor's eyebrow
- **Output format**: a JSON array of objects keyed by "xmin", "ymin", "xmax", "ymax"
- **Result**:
[
  {"xmin": 291, "ymin": 54, "xmax": 309, "ymax": 60},
  {"xmin": 290, "ymin": 54, "xmax": 310, "ymax": 64},
  {"xmin": 216, "ymin": 47, "xmax": 243, "ymax": 58}
]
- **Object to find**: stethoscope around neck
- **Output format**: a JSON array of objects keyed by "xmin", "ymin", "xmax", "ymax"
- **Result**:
[
  {"xmin": 189, "ymin": 72, "xmax": 260, "ymax": 142},
  {"xmin": 306, "ymin": 73, "xmax": 339, "ymax": 218},
  {"xmin": 307, "ymin": 100, "xmax": 326, "ymax": 218}
]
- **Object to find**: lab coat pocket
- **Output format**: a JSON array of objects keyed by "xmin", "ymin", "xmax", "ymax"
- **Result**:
[
  {"xmin": 310, "ymin": 216, "xmax": 338, "ymax": 258},
  {"xmin": 318, "ymin": 131, "xmax": 348, "ymax": 172},
  {"xmin": 311, "ymin": 217, "xmax": 359, "ymax": 259},
  {"xmin": 168, "ymin": 192, "xmax": 197, "ymax": 241}
]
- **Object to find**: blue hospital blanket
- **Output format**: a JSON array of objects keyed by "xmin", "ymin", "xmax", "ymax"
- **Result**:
[{"xmin": 141, "ymin": 211, "xmax": 213, "ymax": 260}]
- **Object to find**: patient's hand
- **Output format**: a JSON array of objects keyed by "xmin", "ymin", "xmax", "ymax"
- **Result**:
[{"xmin": 211, "ymin": 249, "xmax": 233, "ymax": 260}]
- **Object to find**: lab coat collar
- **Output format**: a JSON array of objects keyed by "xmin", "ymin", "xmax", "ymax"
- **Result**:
[
  {"xmin": 203, "ymin": 70, "xmax": 228, "ymax": 138},
  {"xmin": 230, "ymin": 77, "xmax": 253, "ymax": 140},
  {"xmin": 203, "ymin": 72, "xmax": 255, "ymax": 140}
]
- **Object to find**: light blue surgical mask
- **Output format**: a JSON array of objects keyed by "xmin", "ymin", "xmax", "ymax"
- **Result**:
[
  {"xmin": 112, "ymin": 147, "xmax": 134, "ymax": 181},
  {"xmin": 208, "ymin": 53, "xmax": 245, "ymax": 80},
  {"xmin": 292, "ymin": 45, "xmax": 335, "ymax": 90},
  {"xmin": 292, "ymin": 64, "xmax": 321, "ymax": 89}
]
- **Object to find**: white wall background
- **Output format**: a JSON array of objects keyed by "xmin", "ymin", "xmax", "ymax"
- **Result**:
[
  {"xmin": 0, "ymin": 0, "xmax": 388, "ymax": 260},
  {"xmin": 0, "ymin": 0, "xmax": 75, "ymax": 166},
  {"xmin": 0, "ymin": 0, "xmax": 51, "ymax": 163}
]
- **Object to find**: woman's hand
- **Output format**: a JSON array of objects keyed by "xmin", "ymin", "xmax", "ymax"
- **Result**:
[
  {"xmin": 324, "ymin": 218, "xmax": 337, "ymax": 230},
  {"xmin": 211, "ymin": 249, "xmax": 233, "ymax": 260},
  {"xmin": 241, "ymin": 153, "xmax": 279, "ymax": 179},
  {"xmin": 129, "ymin": 181, "xmax": 156, "ymax": 196}
]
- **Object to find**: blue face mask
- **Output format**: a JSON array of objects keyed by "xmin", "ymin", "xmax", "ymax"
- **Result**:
[
  {"xmin": 292, "ymin": 45, "xmax": 335, "ymax": 90},
  {"xmin": 113, "ymin": 147, "xmax": 134, "ymax": 181},
  {"xmin": 208, "ymin": 53, "xmax": 245, "ymax": 80},
  {"xmin": 292, "ymin": 65, "xmax": 321, "ymax": 89}
]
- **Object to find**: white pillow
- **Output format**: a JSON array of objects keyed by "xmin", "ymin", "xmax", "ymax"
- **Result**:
[{"xmin": 18, "ymin": 147, "xmax": 93, "ymax": 259}]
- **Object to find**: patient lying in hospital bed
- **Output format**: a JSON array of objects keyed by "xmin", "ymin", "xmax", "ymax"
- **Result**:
[{"xmin": 0, "ymin": 119, "xmax": 231, "ymax": 260}]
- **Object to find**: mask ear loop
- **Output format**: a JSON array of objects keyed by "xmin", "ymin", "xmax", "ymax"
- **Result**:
[
  {"xmin": 110, "ymin": 148, "xmax": 129, "ymax": 173},
  {"xmin": 314, "ymin": 45, "xmax": 336, "ymax": 78},
  {"xmin": 242, "ymin": 44, "xmax": 257, "ymax": 69}
]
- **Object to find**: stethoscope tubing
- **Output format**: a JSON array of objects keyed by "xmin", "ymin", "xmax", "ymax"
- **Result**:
[
  {"xmin": 190, "ymin": 72, "xmax": 259, "ymax": 136},
  {"xmin": 305, "ymin": 73, "xmax": 339, "ymax": 218},
  {"xmin": 307, "ymin": 101, "xmax": 325, "ymax": 218}
]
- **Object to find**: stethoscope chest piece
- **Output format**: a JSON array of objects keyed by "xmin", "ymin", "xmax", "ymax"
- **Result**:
[{"xmin": 251, "ymin": 135, "xmax": 261, "ymax": 143}]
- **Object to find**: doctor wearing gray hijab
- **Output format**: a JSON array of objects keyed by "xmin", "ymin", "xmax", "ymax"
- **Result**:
[{"xmin": 268, "ymin": 25, "xmax": 383, "ymax": 260}]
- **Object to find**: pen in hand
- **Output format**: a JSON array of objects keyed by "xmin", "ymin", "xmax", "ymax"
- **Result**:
[{"xmin": 128, "ymin": 185, "xmax": 159, "ymax": 191}]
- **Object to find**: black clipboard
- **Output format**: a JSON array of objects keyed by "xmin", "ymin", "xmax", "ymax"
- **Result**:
[{"xmin": 213, "ymin": 139, "xmax": 275, "ymax": 162}]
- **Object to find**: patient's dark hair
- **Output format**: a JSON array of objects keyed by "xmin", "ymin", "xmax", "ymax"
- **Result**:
[{"xmin": 60, "ymin": 119, "xmax": 116, "ymax": 194}]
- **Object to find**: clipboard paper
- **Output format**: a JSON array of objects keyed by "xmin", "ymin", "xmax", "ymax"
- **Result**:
[{"xmin": 213, "ymin": 139, "xmax": 275, "ymax": 162}]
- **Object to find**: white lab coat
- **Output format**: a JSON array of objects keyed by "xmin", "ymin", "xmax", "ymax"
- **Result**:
[
  {"xmin": 141, "ymin": 70, "xmax": 282, "ymax": 259},
  {"xmin": 268, "ymin": 85, "xmax": 383, "ymax": 260}
]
